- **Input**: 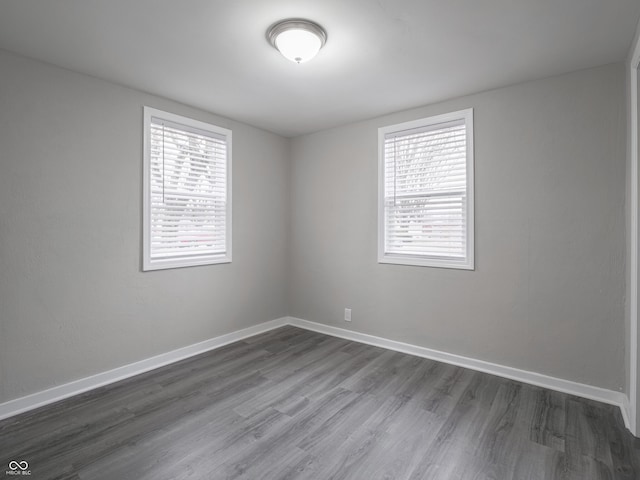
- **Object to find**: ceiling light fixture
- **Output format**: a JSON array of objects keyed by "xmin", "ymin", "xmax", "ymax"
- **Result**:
[{"xmin": 267, "ymin": 19, "xmax": 327, "ymax": 64}]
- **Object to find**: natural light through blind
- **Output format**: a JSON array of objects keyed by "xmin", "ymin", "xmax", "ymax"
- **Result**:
[
  {"xmin": 144, "ymin": 108, "xmax": 231, "ymax": 270},
  {"xmin": 379, "ymin": 109, "xmax": 474, "ymax": 269}
]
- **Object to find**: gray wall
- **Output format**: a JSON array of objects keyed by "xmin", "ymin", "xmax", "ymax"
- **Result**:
[
  {"xmin": 0, "ymin": 50, "xmax": 629, "ymax": 405},
  {"xmin": 290, "ymin": 63, "xmax": 627, "ymax": 391},
  {"xmin": 636, "ymin": 66, "xmax": 640, "ymax": 432},
  {"xmin": 0, "ymin": 50, "xmax": 290, "ymax": 403},
  {"xmin": 624, "ymin": 60, "xmax": 634, "ymax": 429}
]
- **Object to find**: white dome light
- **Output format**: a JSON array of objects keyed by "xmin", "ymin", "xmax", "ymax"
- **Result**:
[{"xmin": 267, "ymin": 19, "xmax": 327, "ymax": 64}]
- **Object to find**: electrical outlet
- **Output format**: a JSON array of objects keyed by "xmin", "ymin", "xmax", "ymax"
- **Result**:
[{"xmin": 344, "ymin": 308, "xmax": 352, "ymax": 322}]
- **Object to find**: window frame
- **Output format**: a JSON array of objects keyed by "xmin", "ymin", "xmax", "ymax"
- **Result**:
[
  {"xmin": 377, "ymin": 108, "xmax": 474, "ymax": 270},
  {"xmin": 142, "ymin": 106, "xmax": 232, "ymax": 271}
]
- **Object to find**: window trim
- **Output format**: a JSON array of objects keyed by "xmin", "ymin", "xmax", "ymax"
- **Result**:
[
  {"xmin": 142, "ymin": 106, "xmax": 232, "ymax": 271},
  {"xmin": 377, "ymin": 108, "xmax": 474, "ymax": 270}
]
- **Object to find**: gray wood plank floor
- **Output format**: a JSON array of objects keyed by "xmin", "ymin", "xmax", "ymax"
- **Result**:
[{"xmin": 1, "ymin": 326, "xmax": 639, "ymax": 479}]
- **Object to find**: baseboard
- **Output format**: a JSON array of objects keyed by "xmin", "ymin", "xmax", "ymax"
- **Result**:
[
  {"xmin": 621, "ymin": 395, "xmax": 635, "ymax": 435},
  {"xmin": 0, "ymin": 314, "xmax": 633, "ymax": 435},
  {"xmin": 286, "ymin": 317, "xmax": 632, "ymax": 432},
  {"xmin": 0, "ymin": 317, "xmax": 289, "ymax": 421}
]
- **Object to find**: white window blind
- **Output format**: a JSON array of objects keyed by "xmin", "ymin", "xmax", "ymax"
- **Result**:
[
  {"xmin": 378, "ymin": 109, "xmax": 474, "ymax": 269},
  {"xmin": 143, "ymin": 107, "xmax": 232, "ymax": 271}
]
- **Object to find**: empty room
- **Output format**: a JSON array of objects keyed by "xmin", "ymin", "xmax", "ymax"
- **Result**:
[{"xmin": 2, "ymin": 1, "xmax": 640, "ymax": 479}]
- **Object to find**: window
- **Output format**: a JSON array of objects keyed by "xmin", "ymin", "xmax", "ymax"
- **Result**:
[
  {"xmin": 143, "ymin": 107, "xmax": 231, "ymax": 271},
  {"xmin": 378, "ymin": 109, "xmax": 474, "ymax": 269}
]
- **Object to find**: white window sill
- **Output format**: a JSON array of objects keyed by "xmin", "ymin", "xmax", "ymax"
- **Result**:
[
  {"xmin": 143, "ymin": 254, "xmax": 231, "ymax": 272},
  {"xmin": 378, "ymin": 254, "xmax": 474, "ymax": 270}
]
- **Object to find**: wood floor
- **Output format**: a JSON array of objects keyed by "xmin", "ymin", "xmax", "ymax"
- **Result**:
[{"xmin": 1, "ymin": 326, "xmax": 639, "ymax": 480}]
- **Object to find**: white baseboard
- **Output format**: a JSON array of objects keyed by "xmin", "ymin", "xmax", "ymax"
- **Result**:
[
  {"xmin": 286, "ymin": 317, "xmax": 632, "ymax": 432},
  {"xmin": 0, "ymin": 317, "xmax": 289, "ymax": 421},
  {"xmin": 621, "ymin": 395, "xmax": 634, "ymax": 434},
  {"xmin": 0, "ymin": 314, "xmax": 633, "ymax": 436}
]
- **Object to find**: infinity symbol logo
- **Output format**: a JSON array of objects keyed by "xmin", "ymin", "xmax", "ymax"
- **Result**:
[{"xmin": 8, "ymin": 461, "xmax": 29, "ymax": 470}]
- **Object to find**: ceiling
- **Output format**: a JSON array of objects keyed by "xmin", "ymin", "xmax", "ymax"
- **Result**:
[{"xmin": 0, "ymin": 1, "xmax": 639, "ymax": 137}]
